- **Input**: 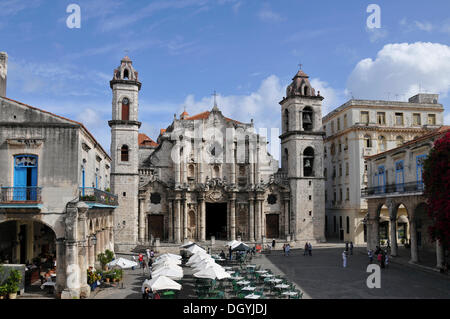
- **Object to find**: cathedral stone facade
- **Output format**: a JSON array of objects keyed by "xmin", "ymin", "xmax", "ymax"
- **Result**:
[{"xmin": 110, "ymin": 57, "xmax": 326, "ymax": 252}]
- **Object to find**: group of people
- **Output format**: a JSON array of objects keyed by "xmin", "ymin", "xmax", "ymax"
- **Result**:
[
  {"xmin": 282, "ymin": 243, "xmax": 291, "ymax": 256},
  {"xmin": 367, "ymin": 246, "xmax": 389, "ymax": 269},
  {"xmin": 303, "ymin": 242, "xmax": 313, "ymax": 256},
  {"xmin": 342, "ymin": 242, "xmax": 354, "ymax": 268}
]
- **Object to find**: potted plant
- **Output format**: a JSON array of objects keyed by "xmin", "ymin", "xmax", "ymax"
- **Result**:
[
  {"xmin": 0, "ymin": 284, "xmax": 7, "ymax": 299},
  {"xmin": 380, "ymin": 240, "xmax": 385, "ymax": 246},
  {"xmin": 6, "ymin": 269, "xmax": 21, "ymax": 299},
  {"xmin": 400, "ymin": 238, "xmax": 406, "ymax": 245}
]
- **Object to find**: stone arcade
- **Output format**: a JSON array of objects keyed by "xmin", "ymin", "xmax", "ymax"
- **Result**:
[{"xmin": 109, "ymin": 57, "xmax": 326, "ymax": 251}]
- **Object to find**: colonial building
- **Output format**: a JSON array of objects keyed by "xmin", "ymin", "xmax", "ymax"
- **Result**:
[
  {"xmin": 0, "ymin": 53, "xmax": 117, "ymax": 299},
  {"xmin": 362, "ymin": 126, "xmax": 449, "ymax": 268},
  {"xmin": 323, "ymin": 95, "xmax": 444, "ymax": 244},
  {"xmin": 110, "ymin": 58, "xmax": 326, "ymax": 251}
]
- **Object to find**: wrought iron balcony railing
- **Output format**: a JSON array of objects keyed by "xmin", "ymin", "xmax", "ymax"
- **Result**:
[
  {"xmin": 361, "ymin": 181, "xmax": 424, "ymax": 197},
  {"xmin": 0, "ymin": 187, "xmax": 42, "ymax": 203},
  {"xmin": 79, "ymin": 187, "xmax": 118, "ymax": 206}
]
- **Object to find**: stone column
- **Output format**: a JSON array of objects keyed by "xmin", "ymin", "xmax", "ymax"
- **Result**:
[
  {"xmin": 183, "ymin": 197, "xmax": 188, "ymax": 241},
  {"xmin": 284, "ymin": 198, "xmax": 290, "ymax": 238},
  {"xmin": 174, "ymin": 142, "xmax": 181, "ymax": 186},
  {"xmin": 168, "ymin": 200, "xmax": 173, "ymax": 242},
  {"xmin": 61, "ymin": 242, "xmax": 79, "ymax": 299},
  {"xmin": 436, "ymin": 239, "xmax": 444, "ymax": 269},
  {"xmin": 409, "ymin": 219, "xmax": 419, "ymax": 263},
  {"xmin": 260, "ymin": 200, "xmax": 265, "ymax": 238},
  {"xmin": 78, "ymin": 242, "xmax": 89, "ymax": 298},
  {"xmin": 248, "ymin": 196, "xmax": 255, "ymax": 242},
  {"xmin": 230, "ymin": 194, "xmax": 236, "ymax": 241},
  {"xmin": 367, "ymin": 217, "xmax": 379, "ymax": 251},
  {"xmin": 138, "ymin": 198, "xmax": 145, "ymax": 243},
  {"xmin": 389, "ymin": 216, "xmax": 398, "ymax": 256},
  {"xmin": 88, "ymin": 237, "xmax": 95, "ymax": 268},
  {"xmin": 55, "ymin": 238, "xmax": 66, "ymax": 296},
  {"xmin": 199, "ymin": 195, "xmax": 206, "ymax": 242},
  {"xmin": 255, "ymin": 145, "xmax": 260, "ymax": 185},
  {"xmin": 174, "ymin": 198, "xmax": 181, "ymax": 244},
  {"xmin": 249, "ymin": 150, "xmax": 255, "ymax": 186},
  {"xmin": 255, "ymin": 198, "xmax": 261, "ymax": 241}
]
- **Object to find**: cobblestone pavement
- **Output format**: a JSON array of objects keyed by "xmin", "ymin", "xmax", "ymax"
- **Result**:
[
  {"xmin": 90, "ymin": 247, "xmax": 450, "ymax": 299},
  {"xmin": 263, "ymin": 247, "xmax": 450, "ymax": 299}
]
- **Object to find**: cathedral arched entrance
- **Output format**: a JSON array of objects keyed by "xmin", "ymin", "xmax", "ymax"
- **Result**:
[{"xmin": 205, "ymin": 202, "xmax": 227, "ymax": 240}]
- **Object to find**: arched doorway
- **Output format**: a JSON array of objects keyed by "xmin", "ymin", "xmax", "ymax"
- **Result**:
[
  {"xmin": 378, "ymin": 204, "xmax": 389, "ymax": 244},
  {"xmin": 414, "ymin": 202, "xmax": 434, "ymax": 258},
  {"xmin": 0, "ymin": 220, "xmax": 57, "ymax": 293},
  {"xmin": 396, "ymin": 204, "xmax": 409, "ymax": 246}
]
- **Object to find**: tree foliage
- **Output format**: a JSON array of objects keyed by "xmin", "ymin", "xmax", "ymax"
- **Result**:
[{"xmin": 423, "ymin": 131, "xmax": 450, "ymax": 249}]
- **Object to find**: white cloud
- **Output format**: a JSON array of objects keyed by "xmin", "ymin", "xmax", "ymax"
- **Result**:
[
  {"xmin": 310, "ymin": 78, "xmax": 344, "ymax": 116},
  {"xmin": 366, "ymin": 27, "xmax": 388, "ymax": 43},
  {"xmin": 444, "ymin": 112, "xmax": 450, "ymax": 125},
  {"xmin": 347, "ymin": 42, "xmax": 450, "ymax": 101},
  {"xmin": 257, "ymin": 3, "xmax": 284, "ymax": 22}
]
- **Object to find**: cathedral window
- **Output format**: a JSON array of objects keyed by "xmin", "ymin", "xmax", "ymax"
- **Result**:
[
  {"xmin": 122, "ymin": 97, "xmax": 130, "ymax": 121},
  {"xmin": 284, "ymin": 148, "xmax": 289, "ymax": 172},
  {"xmin": 213, "ymin": 165, "xmax": 220, "ymax": 178},
  {"xmin": 188, "ymin": 164, "xmax": 195, "ymax": 179},
  {"xmin": 284, "ymin": 109, "xmax": 289, "ymax": 132},
  {"xmin": 364, "ymin": 135, "xmax": 372, "ymax": 148},
  {"xmin": 303, "ymin": 147, "xmax": 315, "ymax": 177},
  {"xmin": 123, "ymin": 69, "xmax": 130, "ymax": 79},
  {"xmin": 121, "ymin": 145, "xmax": 129, "ymax": 162},
  {"xmin": 302, "ymin": 107, "xmax": 313, "ymax": 131}
]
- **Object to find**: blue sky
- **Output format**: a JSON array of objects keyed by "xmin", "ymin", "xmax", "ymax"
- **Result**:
[{"xmin": 1, "ymin": 0, "xmax": 450, "ymax": 158}]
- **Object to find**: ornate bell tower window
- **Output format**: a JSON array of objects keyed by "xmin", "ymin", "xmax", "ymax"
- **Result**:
[
  {"xmin": 121, "ymin": 97, "xmax": 130, "ymax": 121},
  {"xmin": 284, "ymin": 109, "xmax": 289, "ymax": 132},
  {"xmin": 121, "ymin": 145, "xmax": 129, "ymax": 162},
  {"xmin": 302, "ymin": 107, "xmax": 313, "ymax": 131},
  {"xmin": 303, "ymin": 147, "xmax": 315, "ymax": 177}
]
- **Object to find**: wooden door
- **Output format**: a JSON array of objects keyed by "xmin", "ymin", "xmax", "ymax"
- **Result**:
[
  {"xmin": 148, "ymin": 215, "xmax": 164, "ymax": 240},
  {"xmin": 266, "ymin": 214, "xmax": 279, "ymax": 238}
]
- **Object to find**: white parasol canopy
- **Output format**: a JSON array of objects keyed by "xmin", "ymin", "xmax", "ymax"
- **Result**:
[
  {"xmin": 193, "ymin": 267, "xmax": 231, "ymax": 280},
  {"xmin": 155, "ymin": 253, "xmax": 182, "ymax": 261},
  {"xmin": 152, "ymin": 266, "xmax": 183, "ymax": 280},
  {"xmin": 226, "ymin": 240, "xmax": 242, "ymax": 249},
  {"xmin": 106, "ymin": 257, "xmax": 138, "ymax": 269},
  {"xmin": 180, "ymin": 241, "xmax": 194, "ymax": 248},
  {"xmin": 193, "ymin": 262, "xmax": 224, "ymax": 273},
  {"xmin": 142, "ymin": 276, "xmax": 181, "ymax": 292},
  {"xmin": 185, "ymin": 244, "xmax": 206, "ymax": 254},
  {"xmin": 186, "ymin": 252, "xmax": 211, "ymax": 265},
  {"xmin": 152, "ymin": 260, "xmax": 182, "ymax": 271}
]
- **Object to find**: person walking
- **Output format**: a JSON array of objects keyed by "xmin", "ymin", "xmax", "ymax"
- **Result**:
[
  {"xmin": 272, "ymin": 239, "xmax": 276, "ymax": 251},
  {"xmin": 308, "ymin": 243, "xmax": 312, "ymax": 256},
  {"xmin": 286, "ymin": 244, "xmax": 291, "ymax": 256},
  {"xmin": 368, "ymin": 249, "xmax": 373, "ymax": 264},
  {"xmin": 345, "ymin": 242, "xmax": 349, "ymax": 253},
  {"xmin": 138, "ymin": 253, "xmax": 144, "ymax": 269},
  {"xmin": 304, "ymin": 242, "xmax": 308, "ymax": 256},
  {"xmin": 384, "ymin": 253, "xmax": 389, "ymax": 269},
  {"xmin": 143, "ymin": 287, "xmax": 150, "ymax": 299},
  {"xmin": 349, "ymin": 242, "xmax": 354, "ymax": 255},
  {"xmin": 282, "ymin": 244, "xmax": 286, "ymax": 256},
  {"xmin": 146, "ymin": 248, "xmax": 151, "ymax": 260},
  {"xmin": 342, "ymin": 251, "xmax": 347, "ymax": 268}
]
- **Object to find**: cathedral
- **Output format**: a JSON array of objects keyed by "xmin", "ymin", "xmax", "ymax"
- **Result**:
[{"xmin": 109, "ymin": 57, "xmax": 326, "ymax": 252}]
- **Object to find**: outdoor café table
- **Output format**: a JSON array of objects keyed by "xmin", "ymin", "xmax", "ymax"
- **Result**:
[
  {"xmin": 40, "ymin": 282, "xmax": 56, "ymax": 290},
  {"xmin": 255, "ymin": 270, "xmax": 268, "ymax": 274},
  {"xmin": 282, "ymin": 291, "xmax": 299, "ymax": 298},
  {"xmin": 268, "ymin": 278, "xmax": 283, "ymax": 284},
  {"xmin": 246, "ymin": 265, "xmax": 257, "ymax": 268},
  {"xmin": 226, "ymin": 271, "xmax": 235, "ymax": 275},
  {"xmin": 231, "ymin": 276, "xmax": 244, "ymax": 281},
  {"xmin": 274, "ymin": 284, "xmax": 290, "ymax": 290},
  {"xmin": 241, "ymin": 286, "xmax": 256, "ymax": 292},
  {"xmin": 236, "ymin": 280, "xmax": 251, "ymax": 286},
  {"xmin": 223, "ymin": 266, "xmax": 233, "ymax": 270},
  {"xmin": 260, "ymin": 274, "xmax": 274, "ymax": 278},
  {"xmin": 244, "ymin": 293, "xmax": 261, "ymax": 299}
]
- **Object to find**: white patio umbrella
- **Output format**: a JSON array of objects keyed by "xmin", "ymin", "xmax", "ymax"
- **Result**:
[
  {"xmin": 106, "ymin": 257, "xmax": 138, "ymax": 269},
  {"xmin": 193, "ymin": 262, "xmax": 224, "ymax": 273},
  {"xmin": 180, "ymin": 241, "xmax": 194, "ymax": 248},
  {"xmin": 153, "ymin": 258, "xmax": 181, "ymax": 268},
  {"xmin": 152, "ymin": 260, "xmax": 182, "ymax": 271},
  {"xmin": 142, "ymin": 276, "xmax": 181, "ymax": 292},
  {"xmin": 185, "ymin": 244, "xmax": 206, "ymax": 254},
  {"xmin": 192, "ymin": 260, "xmax": 219, "ymax": 272},
  {"xmin": 189, "ymin": 256, "xmax": 215, "ymax": 268},
  {"xmin": 155, "ymin": 253, "xmax": 182, "ymax": 261},
  {"xmin": 194, "ymin": 267, "xmax": 231, "ymax": 280},
  {"xmin": 152, "ymin": 266, "xmax": 183, "ymax": 280},
  {"xmin": 226, "ymin": 240, "xmax": 241, "ymax": 249},
  {"xmin": 186, "ymin": 253, "xmax": 211, "ymax": 266}
]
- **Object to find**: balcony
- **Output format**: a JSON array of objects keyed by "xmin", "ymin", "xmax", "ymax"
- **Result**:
[
  {"xmin": 361, "ymin": 182, "xmax": 424, "ymax": 198},
  {"xmin": 79, "ymin": 187, "xmax": 118, "ymax": 208},
  {"xmin": 0, "ymin": 187, "xmax": 42, "ymax": 208}
]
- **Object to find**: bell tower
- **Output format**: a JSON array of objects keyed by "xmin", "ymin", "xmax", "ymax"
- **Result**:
[
  {"xmin": 109, "ymin": 56, "xmax": 142, "ymax": 251},
  {"xmin": 279, "ymin": 67, "xmax": 326, "ymax": 243}
]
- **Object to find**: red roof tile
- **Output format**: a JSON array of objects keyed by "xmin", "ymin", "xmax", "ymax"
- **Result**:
[{"xmin": 139, "ymin": 133, "xmax": 158, "ymax": 147}]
